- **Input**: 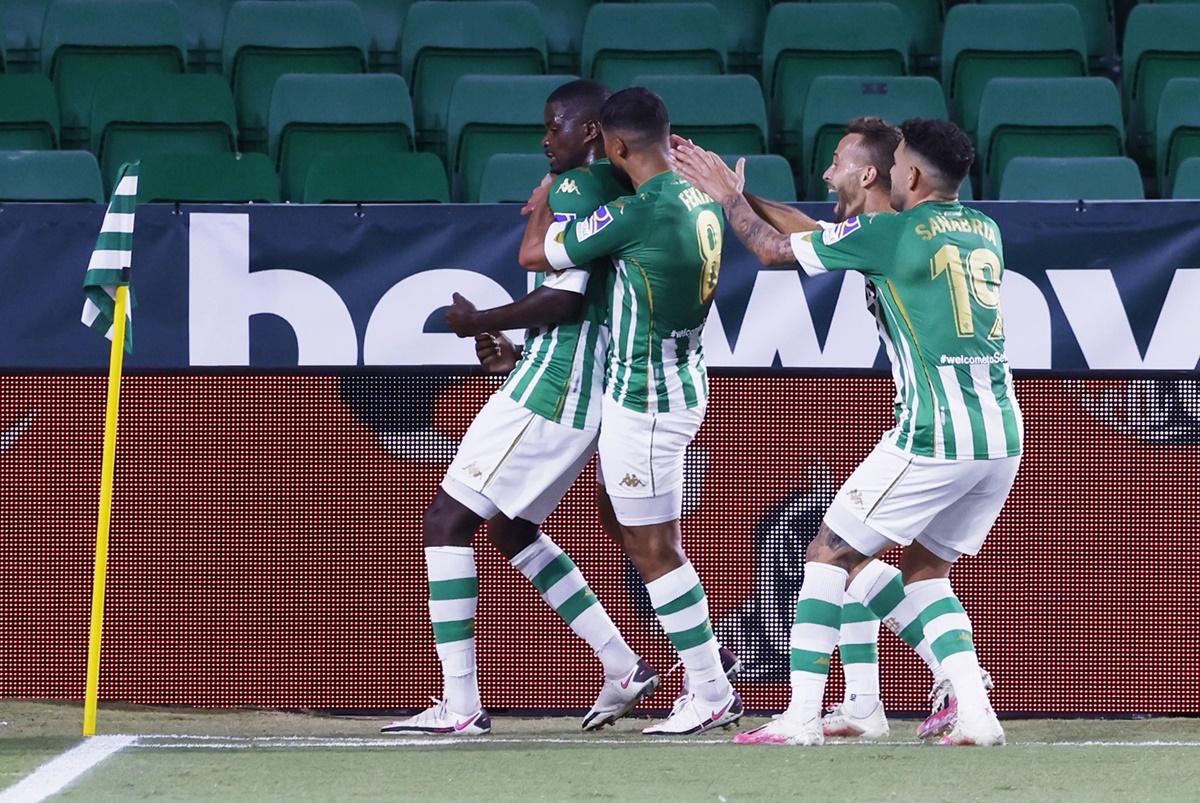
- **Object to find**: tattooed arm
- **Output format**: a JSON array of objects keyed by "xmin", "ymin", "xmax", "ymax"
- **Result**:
[{"xmin": 721, "ymin": 192, "xmax": 801, "ymax": 268}]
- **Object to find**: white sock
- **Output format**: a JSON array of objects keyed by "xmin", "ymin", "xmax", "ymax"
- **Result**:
[
  {"xmin": 645, "ymin": 562, "xmax": 729, "ymax": 705},
  {"xmin": 787, "ymin": 562, "xmax": 848, "ymax": 721},
  {"xmin": 837, "ymin": 593, "xmax": 881, "ymax": 718},
  {"xmin": 510, "ymin": 532, "xmax": 636, "ymax": 679},
  {"xmin": 913, "ymin": 578, "xmax": 989, "ymax": 715},
  {"xmin": 426, "ymin": 546, "xmax": 480, "ymax": 716},
  {"xmin": 849, "ymin": 560, "xmax": 943, "ymax": 681}
]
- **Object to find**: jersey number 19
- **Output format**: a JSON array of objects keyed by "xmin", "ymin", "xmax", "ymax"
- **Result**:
[{"xmin": 931, "ymin": 244, "xmax": 1003, "ymax": 340}]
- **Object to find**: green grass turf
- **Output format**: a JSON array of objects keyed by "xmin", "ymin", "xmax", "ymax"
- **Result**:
[{"xmin": 3, "ymin": 702, "xmax": 1200, "ymax": 802}]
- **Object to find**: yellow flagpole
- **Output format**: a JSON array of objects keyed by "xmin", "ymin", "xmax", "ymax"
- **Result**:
[{"xmin": 83, "ymin": 284, "xmax": 129, "ymax": 736}]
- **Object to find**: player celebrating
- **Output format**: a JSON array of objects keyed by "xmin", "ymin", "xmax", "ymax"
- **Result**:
[
  {"xmin": 382, "ymin": 80, "xmax": 657, "ymax": 737},
  {"xmin": 677, "ymin": 118, "xmax": 1020, "ymax": 747},
  {"xmin": 521, "ymin": 88, "xmax": 742, "ymax": 735}
]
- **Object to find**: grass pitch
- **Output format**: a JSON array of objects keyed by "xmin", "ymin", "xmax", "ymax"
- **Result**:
[{"xmin": 2, "ymin": 701, "xmax": 1199, "ymax": 802}]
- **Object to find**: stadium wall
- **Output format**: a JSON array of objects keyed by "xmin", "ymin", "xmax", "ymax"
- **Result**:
[{"xmin": 1, "ymin": 203, "xmax": 1198, "ymax": 714}]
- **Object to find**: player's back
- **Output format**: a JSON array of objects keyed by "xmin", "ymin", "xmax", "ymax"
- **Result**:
[{"xmin": 605, "ymin": 170, "xmax": 723, "ymax": 413}]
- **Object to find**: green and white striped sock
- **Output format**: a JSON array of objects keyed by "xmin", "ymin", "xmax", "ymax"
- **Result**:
[
  {"xmin": 837, "ymin": 600, "xmax": 881, "ymax": 700},
  {"xmin": 510, "ymin": 532, "xmax": 637, "ymax": 679},
  {"xmin": 426, "ymin": 546, "xmax": 480, "ymax": 716},
  {"xmin": 910, "ymin": 578, "xmax": 988, "ymax": 713},
  {"xmin": 646, "ymin": 562, "xmax": 729, "ymax": 705},
  {"xmin": 788, "ymin": 562, "xmax": 848, "ymax": 720},
  {"xmin": 849, "ymin": 560, "xmax": 944, "ymax": 683}
]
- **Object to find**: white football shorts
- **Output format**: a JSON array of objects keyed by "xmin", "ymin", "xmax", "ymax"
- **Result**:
[
  {"xmin": 442, "ymin": 392, "xmax": 597, "ymax": 525},
  {"xmin": 823, "ymin": 439, "xmax": 1020, "ymax": 562},
  {"xmin": 596, "ymin": 395, "xmax": 706, "ymax": 526}
]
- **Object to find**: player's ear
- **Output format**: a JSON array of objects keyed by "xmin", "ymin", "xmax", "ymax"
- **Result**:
[
  {"xmin": 908, "ymin": 164, "xmax": 921, "ymax": 193},
  {"xmin": 610, "ymin": 134, "xmax": 629, "ymax": 160},
  {"xmin": 860, "ymin": 165, "xmax": 878, "ymax": 189},
  {"xmin": 582, "ymin": 119, "xmax": 601, "ymax": 144}
]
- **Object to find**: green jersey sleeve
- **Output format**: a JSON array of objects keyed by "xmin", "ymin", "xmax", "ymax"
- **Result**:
[
  {"xmin": 789, "ymin": 213, "xmax": 901, "ymax": 278},
  {"xmin": 549, "ymin": 168, "xmax": 608, "ymax": 219},
  {"xmin": 544, "ymin": 199, "xmax": 643, "ymax": 271}
]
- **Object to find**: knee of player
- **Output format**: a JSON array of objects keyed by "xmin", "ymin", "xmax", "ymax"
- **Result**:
[
  {"xmin": 806, "ymin": 524, "xmax": 866, "ymax": 573},
  {"xmin": 422, "ymin": 491, "xmax": 478, "ymax": 547}
]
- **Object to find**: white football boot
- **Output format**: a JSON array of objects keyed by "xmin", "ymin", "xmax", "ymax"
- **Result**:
[
  {"xmin": 380, "ymin": 698, "xmax": 491, "ymax": 736},
  {"xmin": 582, "ymin": 659, "xmax": 661, "ymax": 730}
]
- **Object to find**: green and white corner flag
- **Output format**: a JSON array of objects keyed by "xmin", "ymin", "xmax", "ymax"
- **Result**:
[{"xmin": 81, "ymin": 161, "xmax": 138, "ymax": 352}]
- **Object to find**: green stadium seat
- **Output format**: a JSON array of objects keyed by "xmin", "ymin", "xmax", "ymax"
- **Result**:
[
  {"xmin": 637, "ymin": 74, "xmax": 767, "ymax": 156},
  {"xmin": 1, "ymin": 0, "xmax": 47, "ymax": 72},
  {"xmin": 1170, "ymin": 156, "xmax": 1200, "ymax": 199},
  {"xmin": 401, "ymin": 1, "xmax": 546, "ymax": 153},
  {"xmin": 42, "ymin": 0, "xmax": 187, "ymax": 150},
  {"xmin": 0, "ymin": 75, "xmax": 60, "ymax": 149},
  {"xmin": 301, "ymin": 152, "xmax": 450, "ymax": 203},
  {"xmin": 478, "ymin": 153, "xmax": 551, "ymax": 203},
  {"xmin": 348, "ymin": 0, "xmax": 419, "ymax": 73},
  {"xmin": 136, "ymin": 153, "xmax": 280, "ymax": 203},
  {"xmin": 811, "ymin": 0, "xmax": 944, "ymax": 70},
  {"xmin": 519, "ymin": 0, "xmax": 594, "ymax": 74},
  {"xmin": 1156, "ymin": 78, "xmax": 1200, "ymax": 197},
  {"xmin": 223, "ymin": 0, "xmax": 368, "ymax": 153},
  {"xmin": 634, "ymin": 0, "xmax": 766, "ymax": 73},
  {"xmin": 268, "ymin": 73, "xmax": 414, "ymax": 201},
  {"xmin": 447, "ymin": 74, "xmax": 573, "ymax": 202},
  {"xmin": 90, "ymin": 74, "xmax": 238, "ymax": 193},
  {"xmin": 0, "ymin": 150, "xmax": 104, "ymax": 202},
  {"xmin": 800, "ymin": 75, "xmax": 947, "ymax": 200},
  {"xmin": 1123, "ymin": 4, "xmax": 1200, "ymax": 162},
  {"xmin": 763, "ymin": 3, "xmax": 908, "ymax": 165},
  {"xmin": 998, "ymin": 156, "xmax": 1144, "ymax": 200},
  {"xmin": 979, "ymin": 0, "xmax": 1113, "ymax": 70},
  {"xmin": 941, "ymin": 4, "xmax": 1087, "ymax": 139},
  {"xmin": 721, "ymin": 154, "xmax": 797, "ymax": 202},
  {"xmin": 977, "ymin": 77, "xmax": 1124, "ymax": 198},
  {"xmin": 175, "ymin": 0, "xmax": 235, "ymax": 73},
  {"xmin": 581, "ymin": 3, "xmax": 725, "ymax": 89}
]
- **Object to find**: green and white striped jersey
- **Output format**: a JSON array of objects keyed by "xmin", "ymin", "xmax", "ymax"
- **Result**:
[
  {"xmin": 501, "ymin": 160, "xmax": 625, "ymax": 430},
  {"xmin": 544, "ymin": 171, "xmax": 723, "ymax": 414},
  {"xmin": 792, "ymin": 202, "xmax": 1024, "ymax": 460}
]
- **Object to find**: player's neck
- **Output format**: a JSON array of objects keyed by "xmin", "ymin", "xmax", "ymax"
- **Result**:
[
  {"xmin": 581, "ymin": 147, "xmax": 605, "ymax": 166},
  {"xmin": 863, "ymin": 191, "xmax": 892, "ymax": 215},
  {"xmin": 622, "ymin": 153, "xmax": 672, "ymax": 189}
]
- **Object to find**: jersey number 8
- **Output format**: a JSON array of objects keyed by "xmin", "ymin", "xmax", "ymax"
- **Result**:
[{"xmin": 696, "ymin": 209, "xmax": 723, "ymax": 304}]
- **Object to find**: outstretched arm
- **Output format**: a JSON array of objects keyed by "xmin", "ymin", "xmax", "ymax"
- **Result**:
[
  {"xmin": 445, "ymin": 286, "xmax": 583, "ymax": 338},
  {"xmin": 744, "ymin": 192, "xmax": 822, "ymax": 235}
]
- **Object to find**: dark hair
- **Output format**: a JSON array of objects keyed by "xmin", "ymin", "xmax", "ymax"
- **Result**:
[
  {"xmin": 900, "ymin": 118, "xmax": 975, "ymax": 189},
  {"xmin": 846, "ymin": 116, "xmax": 901, "ymax": 189},
  {"xmin": 546, "ymin": 79, "xmax": 611, "ymax": 121},
  {"xmin": 599, "ymin": 87, "xmax": 670, "ymax": 149}
]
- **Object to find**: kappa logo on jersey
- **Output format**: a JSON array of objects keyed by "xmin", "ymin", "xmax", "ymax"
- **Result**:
[
  {"xmin": 823, "ymin": 216, "xmax": 862, "ymax": 245},
  {"xmin": 620, "ymin": 473, "xmax": 645, "ymax": 488},
  {"xmin": 557, "ymin": 178, "xmax": 580, "ymax": 195},
  {"xmin": 576, "ymin": 206, "xmax": 614, "ymax": 242}
]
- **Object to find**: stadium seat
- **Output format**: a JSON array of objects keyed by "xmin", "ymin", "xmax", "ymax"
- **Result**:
[
  {"xmin": 268, "ymin": 73, "xmax": 414, "ymax": 201},
  {"xmin": 90, "ymin": 74, "xmax": 238, "ymax": 193},
  {"xmin": 722, "ymin": 154, "xmax": 797, "ymax": 202},
  {"xmin": 0, "ymin": 75, "xmax": 60, "ymax": 149},
  {"xmin": 478, "ymin": 153, "xmax": 551, "ymax": 203},
  {"xmin": 175, "ymin": 0, "xmax": 235, "ymax": 73},
  {"xmin": 810, "ymin": 0, "xmax": 944, "ymax": 71},
  {"xmin": 348, "ymin": 0, "xmax": 419, "ymax": 73},
  {"xmin": 1170, "ymin": 156, "xmax": 1200, "ymax": 199},
  {"xmin": 1156, "ymin": 78, "xmax": 1200, "ymax": 197},
  {"xmin": 1123, "ymin": 4, "xmax": 1200, "ymax": 162},
  {"xmin": 519, "ymin": 0, "xmax": 594, "ymax": 74},
  {"xmin": 42, "ymin": 0, "xmax": 187, "ymax": 150},
  {"xmin": 136, "ymin": 153, "xmax": 280, "ymax": 203},
  {"xmin": 401, "ymin": 1, "xmax": 546, "ymax": 153},
  {"xmin": 0, "ymin": 150, "xmax": 104, "ymax": 202},
  {"xmin": 637, "ymin": 75, "xmax": 767, "ymax": 156},
  {"xmin": 998, "ymin": 156, "xmax": 1144, "ymax": 200},
  {"xmin": 581, "ymin": 3, "xmax": 725, "ymax": 90},
  {"xmin": 941, "ymin": 3, "xmax": 1087, "ymax": 139},
  {"xmin": 301, "ymin": 152, "xmax": 450, "ymax": 203},
  {"xmin": 634, "ymin": 0, "xmax": 766, "ymax": 73},
  {"xmin": 978, "ymin": 0, "xmax": 1113, "ymax": 71},
  {"xmin": 763, "ymin": 3, "xmax": 908, "ymax": 164},
  {"xmin": 447, "ymin": 74, "xmax": 573, "ymax": 203},
  {"xmin": 976, "ymin": 77, "xmax": 1124, "ymax": 198},
  {"xmin": 799, "ymin": 75, "xmax": 947, "ymax": 200},
  {"xmin": 1, "ymin": 0, "xmax": 47, "ymax": 72},
  {"xmin": 223, "ymin": 0, "xmax": 368, "ymax": 153}
]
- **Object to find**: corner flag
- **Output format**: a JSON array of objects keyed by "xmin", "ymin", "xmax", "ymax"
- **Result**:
[{"xmin": 81, "ymin": 162, "xmax": 138, "ymax": 351}]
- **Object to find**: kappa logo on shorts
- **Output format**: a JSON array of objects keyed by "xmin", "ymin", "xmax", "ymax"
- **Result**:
[
  {"xmin": 620, "ymin": 473, "xmax": 645, "ymax": 488},
  {"xmin": 461, "ymin": 461, "xmax": 483, "ymax": 479},
  {"xmin": 847, "ymin": 489, "xmax": 865, "ymax": 509}
]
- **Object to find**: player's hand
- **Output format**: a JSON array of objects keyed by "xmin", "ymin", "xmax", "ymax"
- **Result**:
[
  {"xmin": 673, "ymin": 144, "xmax": 745, "ymax": 206},
  {"xmin": 445, "ymin": 292, "xmax": 481, "ymax": 338},
  {"xmin": 521, "ymin": 173, "xmax": 554, "ymax": 216},
  {"xmin": 475, "ymin": 332, "xmax": 518, "ymax": 374}
]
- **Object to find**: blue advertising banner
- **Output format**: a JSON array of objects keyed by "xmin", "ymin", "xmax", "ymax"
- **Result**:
[{"xmin": 2, "ymin": 202, "xmax": 1199, "ymax": 370}]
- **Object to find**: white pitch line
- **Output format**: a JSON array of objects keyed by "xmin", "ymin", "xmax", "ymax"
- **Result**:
[
  {"xmin": 127, "ymin": 735, "xmax": 1200, "ymax": 750},
  {"xmin": 0, "ymin": 735, "xmax": 136, "ymax": 803}
]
